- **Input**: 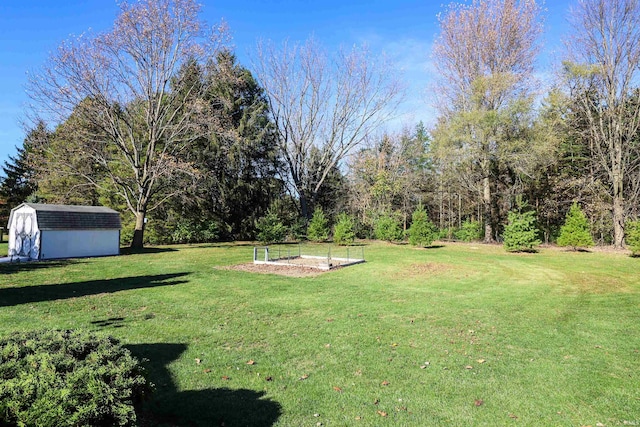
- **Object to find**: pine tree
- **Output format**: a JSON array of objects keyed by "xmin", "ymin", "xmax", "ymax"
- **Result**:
[
  {"xmin": 625, "ymin": 219, "xmax": 640, "ymax": 256},
  {"xmin": 256, "ymin": 208, "xmax": 287, "ymax": 244},
  {"xmin": 557, "ymin": 202, "xmax": 594, "ymax": 250},
  {"xmin": 503, "ymin": 208, "xmax": 541, "ymax": 252},
  {"xmin": 374, "ymin": 213, "xmax": 403, "ymax": 242},
  {"xmin": 407, "ymin": 205, "xmax": 437, "ymax": 247},
  {"xmin": 0, "ymin": 123, "xmax": 45, "ymax": 220},
  {"xmin": 307, "ymin": 207, "xmax": 330, "ymax": 242},
  {"xmin": 333, "ymin": 213, "xmax": 355, "ymax": 245}
]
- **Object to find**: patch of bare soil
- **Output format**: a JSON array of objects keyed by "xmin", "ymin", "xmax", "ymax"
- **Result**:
[
  {"xmin": 391, "ymin": 262, "xmax": 454, "ymax": 279},
  {"xmin": 218, "ymin": 262, "xmax": 329, "ymax": 277}
]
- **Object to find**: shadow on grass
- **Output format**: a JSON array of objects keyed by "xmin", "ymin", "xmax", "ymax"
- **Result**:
[
  {"xmin": 425, "ymin": 244, "xmax": 446, "ymax": 249},
  {"xmin": 128, "ymin": 343, "xmax": 282, "ymax": 427},
  {"xmin": 120, "ymin": 247, "xmax": 179, "ymax": 255},
  {"xmin": 0, "ymin": 259, "xmax": 79, "ymax": 275},
  {"xmin": 0, "ymin": 273, "xmax": 190, "ymax": 307},
  {"xmin": 90, "ymin": 317, "xmax": 127, "ymax": 329},
  {"xmin": 187, "ymin": 242, "xmax": 258, "ymax": 249}
]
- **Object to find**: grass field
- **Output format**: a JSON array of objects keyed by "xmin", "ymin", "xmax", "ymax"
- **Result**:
[{"xmin": 1, "ymin": 242, "xmax": 639, "ymax": 426}]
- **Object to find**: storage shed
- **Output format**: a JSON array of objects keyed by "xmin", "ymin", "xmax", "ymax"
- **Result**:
[{"xmin": 7, "ymin": 203, "xmax": 121, "ymax": 260}]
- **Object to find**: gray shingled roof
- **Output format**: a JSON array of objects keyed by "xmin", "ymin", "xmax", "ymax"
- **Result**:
[{"xmin": 12, "ymin": 203, "xmax": 121, "ymax": 230}]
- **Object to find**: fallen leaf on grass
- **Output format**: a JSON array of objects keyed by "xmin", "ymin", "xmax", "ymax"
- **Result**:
[
  {"xmin": 246, "ymin": 360, "xmax": 256, "ymax": 365},
  {"xmin": 203, "ymin": 369, "xmax": 211, "ymax": 373},
  {"xmin": 477, "ymin": 359, "xmax": 486, "ymax": 364},
  {"xmin": 396, "ymin": 406, "xmax": 407, "ymax": 412},
  {"xmin": 265, "ymin": 376, "xmax": 273, "ymax": 382},
  {"xmin": 221, "ymin": 376, "xmax": 230, "ymax": 381},
  {"xmin": 474, "ymin": 399, "xmax": 484, "ymax": 407},
  {"xmin": 195, "ymin": 358, "xmax": 201, "ymax": 365},
  {"xmin": 373, "ymin": 399, "xmax": 380, "ymax": 405},
  {"xmin": 377, "ymin": 411, "xmax": 388, "ymax": 417},
  {"xmin": 299, "ymin": 374, "xmax": 309, "ymax": 380},
  {"xmin": 381, "ymin": 380, "xmax": 390, "ymax": 386},
  {"xmin": 355, "ymin": 416, "xmax": 362, "ymax": 420},
  {"xmin": 333, "ymin": 386, "xmax": 342, "ymax": 392},
  {"xmin": 465, "ymin": 365, "xmax": 473, "ymax": 370},
  {"xmin": 509, "ymin": 414, "xmax": 518, "ymax": 419}
]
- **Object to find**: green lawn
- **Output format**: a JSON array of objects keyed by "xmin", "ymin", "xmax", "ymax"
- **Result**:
[{"xmin": 1, "ymin": 242, "xmax": 639, "ymax": 426}]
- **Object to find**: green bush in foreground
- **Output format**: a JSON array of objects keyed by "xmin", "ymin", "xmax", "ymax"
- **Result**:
[
  {"xmin": 557, "ymin": 202, "xmax": 594, "ymax": 250},
  {"xmin": 503, "ymin": 208, "xmax": 541, "ymax": 252},
  {"xmin": 333, "ymin": 213, "xmax": 355, "ymax": 245},
  {"xmin": 0, "ymin": 329, "xmax": 149, "ymax": 427},
  {"xmin": 407, "ymin": 206, "xmax": 437, "ymax": 247}
]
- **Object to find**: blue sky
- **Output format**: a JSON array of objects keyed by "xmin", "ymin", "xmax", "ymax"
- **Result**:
[{"xmin": 0, "ymin": 0, "xmax": 573, "ymax": 168}]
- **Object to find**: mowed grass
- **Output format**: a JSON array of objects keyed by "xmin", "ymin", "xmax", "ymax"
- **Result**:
[{"xmin": 1, "ymin": 242, "xmax": 639, "ymax": 426}]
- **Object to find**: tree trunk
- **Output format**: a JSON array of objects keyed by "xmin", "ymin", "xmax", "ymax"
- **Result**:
[
  {"xmin": 131, "ymin": 210, "xmax": 146, "ymax": 249},
  {"xmin": 299, "ymin": 193, "xmax": 310, "ymax": 220},
  {"xmin": 483, "ymin": 175, "xmax": 494, "ymax": 243},
  {"xmin": 612, "ymin": 177, "xmax": 625, "ymax": 249}
]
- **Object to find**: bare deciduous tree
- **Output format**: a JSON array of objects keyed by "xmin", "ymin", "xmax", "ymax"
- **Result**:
[
  {"xmin": 27, "ymin": 0, "xmax": 229, "ymax": 248},
  {"xmin": 253, "ymin": 38, "xmax": 403, "ymax": 219},
  {"xmin": 431, "ymin": 0, "xmax": 544, "ymax": 242},
  {"xmin": 563, "ymin": 0, "xmax": 640, "ymax": 249}
]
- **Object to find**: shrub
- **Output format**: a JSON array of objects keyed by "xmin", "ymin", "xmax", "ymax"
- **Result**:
[
  {"xmin": 0, "ymin": 329, "xmax": 149, "ymax": 427},
  {"xmin": 438, "ymin": 226, "xmax": 457, "ymax": 240},
  {"xmin": 455, "ymin": 219, "xmax": 483, "ymax": 242},
  {"xmin": 557, "ymin": 202, "xmax": 594, "ymax": 250},
  {"xmin": 407, "ymin": 206, "xmax": 437, "ymax": 247},
  {"xmin": 503, "ymin": 208, "xmax": 541, "ymax": 252},
  {"xmin": 288, "ymin": 217, "xmax": 308, "ymax": 242},
  {"xmin": 625, "ymin": 219, "xmax": 640, "ymax": 256},
  {"xmin": 333, "ymin": 213, "xmax": 355, "ymax": 245},
  {"xmin": 256, "ymin": 209, "xmax": 287, "ymax": 244},
  {"xmin": 353, "ymin": 217, "xmax": 374, "ymax": 240},
  {"xmin": 171, "ymin": 218, "xmax": 219, "ymax": 244},
  {"xmin": 307, "ymin": 208, "xmax": 330, "ymax": 242},
  {"xmin": 374, "ymin": 214, "xmax": 403, "ymax": 242}
]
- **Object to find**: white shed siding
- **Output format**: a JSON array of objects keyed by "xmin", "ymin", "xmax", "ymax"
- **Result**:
[{"xmin": 40, "ymin": 230, "xmax": 119, "ymax": 260}]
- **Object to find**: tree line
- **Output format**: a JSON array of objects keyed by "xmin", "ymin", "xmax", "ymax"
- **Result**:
[{"xmin": 1, "ymin": 0, "xmax": 639, "ymax": 250}]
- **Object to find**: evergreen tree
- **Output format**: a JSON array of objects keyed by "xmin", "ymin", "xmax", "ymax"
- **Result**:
[
  {"xmin": 333, "ymin": 213, "xmax": 355, "ymax": 245},
  {"xmin": 0, "ymin": 122, "xmax": 46, "ymax": 220},
  {"xmin": 407, "ymin": 205, "xmax": 437, "ymax": 247},
  {"xmin": 173, "ymin": 50, "xmax": 284, "ymax": 241},
  {"xmin": 256, "ymin": 208, "xmax": 287, "ymax": 244},
  {"xmin": 557, "ymin": 202, "xmax": 594, "ymax": 250},
  {"xmin": 503, "ymin": 207, "xmax": 541, "ymax": 252},
  {"xmin": 625, "ymin": 219, "xmax": 640, "ymax": 256},
  {"xmin": 454, "ymin": 219, "xmax": 483, "ymax": 242},
  {"xmin": 374, "ymin": 213, "xmax": 403, "ymax": 242},
  {"xmin": 307, "ymin": 207, "xmax": 330, "ymax": 242}
]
